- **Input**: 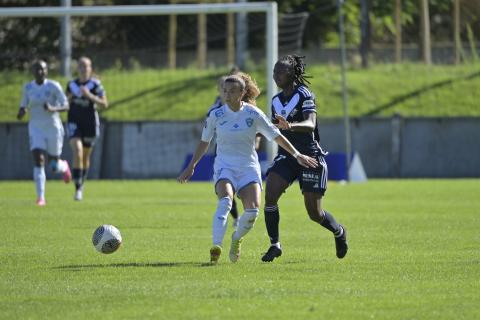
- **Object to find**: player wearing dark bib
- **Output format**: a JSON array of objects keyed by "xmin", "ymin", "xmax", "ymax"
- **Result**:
[
  {"xmin": 261, "ymin": 55, "xmax": 348, "ymax": 262},
  {"xmin": 66, "ymin": 57, "xmax": 108, "ymax": 201}
]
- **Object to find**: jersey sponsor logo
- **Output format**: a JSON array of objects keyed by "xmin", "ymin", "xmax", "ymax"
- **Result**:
[
  {"xmin": 302, "ymin": 172, "xmax": 319, "ymax": 183},
  {"xmin": 245, "ymin": 118, "xmax": 254, "ymax": 127},
  {"xmin": 73, "ymin": 97, "xmax": 90, "ymax": 107}
]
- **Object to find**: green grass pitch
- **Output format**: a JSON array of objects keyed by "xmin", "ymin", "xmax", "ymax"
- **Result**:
[{"xmin": 0, "ymin": 179, "xmax": 479, "ymax": 319}]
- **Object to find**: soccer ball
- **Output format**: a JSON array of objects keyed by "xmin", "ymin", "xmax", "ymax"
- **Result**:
[{"xmin": 92, "ymin": 224, "xmax": 122, "ymax": 254}]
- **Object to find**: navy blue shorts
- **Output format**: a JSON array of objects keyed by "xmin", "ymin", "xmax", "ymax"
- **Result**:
[
  {"xmin": 266, "ymin": 153, "xmax": 328, "ymax": 195},
  {"xmin": 67, "ymin": 120, "xmax": 99, "ymax": 148}
]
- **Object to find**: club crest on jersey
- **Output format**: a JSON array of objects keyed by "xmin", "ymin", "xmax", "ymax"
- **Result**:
[
  {"xmin": 281, "ymin": 109, "xmax": 287, "ymax": 116},
  {"xmin": 214, "ymin": 109, "xmax": 224, "ymax": 118},
  {"xmin": 245, "ymin": 118, "xmax": 254, "ymax": 127}
]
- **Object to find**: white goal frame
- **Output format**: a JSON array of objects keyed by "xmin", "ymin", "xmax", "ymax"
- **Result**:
[{"xmin": 0, "ymin": 2, "xmax": 278, "ymax": 160}]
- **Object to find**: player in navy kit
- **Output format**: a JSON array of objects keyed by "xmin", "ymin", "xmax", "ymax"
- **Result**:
[
  {"xmin": 66, "ymin": 57, "xmax": 108, "ymax": 200},
  {"xmin": 261, "ymin": 55, "xmax": 348, "ymax": 262}
]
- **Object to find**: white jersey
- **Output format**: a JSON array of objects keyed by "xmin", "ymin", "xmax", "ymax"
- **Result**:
[
  {"xmin": 20, "ymin": 79, "xmax": 67, "ymax": 129},
  {"xmin": 202, "ymin": 102, "xmax": 280, "ymax": 169}
]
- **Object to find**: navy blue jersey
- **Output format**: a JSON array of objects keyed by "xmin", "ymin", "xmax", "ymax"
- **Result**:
[
  {"xmin": 67, "ymin": 78, "xmax": 105, "ymax": 125},
  {"xmin": 271, "ymin": 85, "xmax": 324, "ymax": 156}
]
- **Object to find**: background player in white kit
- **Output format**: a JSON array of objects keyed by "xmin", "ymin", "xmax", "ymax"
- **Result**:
[
  {"xmin": 17, "ymin": 60, "xmax": 71, "ymax": 206},
  {"xmin": 178, "ymin": 74, "xmax": 318, "ymax": 264}
]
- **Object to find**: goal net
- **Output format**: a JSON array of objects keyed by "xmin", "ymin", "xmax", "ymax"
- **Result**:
[{"xmin": 0, "ymin": 2, "xmax": 278, "ymax": 179}]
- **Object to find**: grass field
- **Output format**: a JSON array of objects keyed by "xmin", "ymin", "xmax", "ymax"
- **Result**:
[
  {"xmin": 2, "ymin": 62, "xmax": 480, "ymax": 123},
  {"xmin": 0, "ymin": 179, "xmax": 479, "ymax": 319}
]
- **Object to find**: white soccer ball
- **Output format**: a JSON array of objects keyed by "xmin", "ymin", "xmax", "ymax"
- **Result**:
[{"xmin": 92, "ymin": 224, "xmax": 122, "ymax": 254}]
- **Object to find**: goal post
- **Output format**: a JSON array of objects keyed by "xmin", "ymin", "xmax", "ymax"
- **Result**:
[{"xmin": 0, "ymin": 2, "xmax": 278, "ymax": 161}]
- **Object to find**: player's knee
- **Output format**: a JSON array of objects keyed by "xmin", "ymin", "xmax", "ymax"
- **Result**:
[
  {"xmin": 264, "ymin": 191, "xmax": 279, "ymax": 207},
  {"xmin": 245, "ymin": 208, "xmax": 259, "ymax": 229},
  {"xmin": 307, "ymin": 208, "xmax": 322, "ymax": 223}
]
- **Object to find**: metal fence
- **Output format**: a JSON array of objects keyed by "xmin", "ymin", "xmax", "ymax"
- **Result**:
[{"xmin": 2, "ymin": 117, "xmax": 479, "ymax": 180}]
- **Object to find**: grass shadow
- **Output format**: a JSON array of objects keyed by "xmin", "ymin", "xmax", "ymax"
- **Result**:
[
  {"xmin": 363, "ymin": 70, "xmax": 480, "ymax": 116},
  {"xmin": 106, "ymin": 72, "xmax": 222, "ymax": 115},
  {"xmin": 54, "ymin": 261, "xmax": 214, "ymax": 270}
]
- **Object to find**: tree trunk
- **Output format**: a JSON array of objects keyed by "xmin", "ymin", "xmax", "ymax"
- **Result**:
[
  {"xmin": 359, "ymin": 0, "xmax": 370, "ymax": 68},
  {"xmin": 420, "ymin": 0, "xmax": 432, "ymax": 64},
  {"xmin": 394, "ymin": 0, "xmax": 402, "ymax": 63},
  {"xmin": 453, "ymin": 0, "xmax": 461, "ymax": 64}
]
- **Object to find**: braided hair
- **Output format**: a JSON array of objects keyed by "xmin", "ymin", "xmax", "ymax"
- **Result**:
[{"xmin": 278, "ymin": 54, "xmax": 311, "ymax": 87}]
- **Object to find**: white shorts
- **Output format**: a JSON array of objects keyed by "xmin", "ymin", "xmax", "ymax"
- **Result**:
[
  {"xmin": 28, "ymin": 124, "xmax": 64, "ymax": 156},
  {"xmin": 213, "ymin": 165, "xmax": 262, "ymax": 194}
]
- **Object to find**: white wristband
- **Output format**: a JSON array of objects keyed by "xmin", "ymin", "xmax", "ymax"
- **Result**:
[{"xmin": 292, "ymin": 151, "xmax": 300, "ymax": 159}]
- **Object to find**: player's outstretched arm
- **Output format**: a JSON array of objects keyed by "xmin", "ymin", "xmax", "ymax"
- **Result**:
[
  {"xmin": 177, "ymin": 140, "xmax": 210, "ymax": 183},
  {"xmin": 44, "ymin": 101, "xmax": 69, "ymax": 112},
  {"xmin": 274, "ymin": 135, "xmax": 318, "ymax": 169}
]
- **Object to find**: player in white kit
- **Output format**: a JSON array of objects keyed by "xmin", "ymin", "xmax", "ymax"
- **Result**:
[
  {"xmin": 178, "ymin": 74, "xmax": 318, "ymax": 264},
  {"xmin": 17, "ymin": 60, "xmax": 71, "ymax": 206}
]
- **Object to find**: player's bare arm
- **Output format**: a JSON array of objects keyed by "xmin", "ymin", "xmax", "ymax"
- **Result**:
[
  {"xmin": 177, "ymin": 140, "xmax": 210, "ymax": 183},
  {"xmin": 275, "ymin": 112, "xmax": 316, "ymax": 132},
  {"xmin": 44, "ymin": 101, "xmax": 69, "ymax": 112}
]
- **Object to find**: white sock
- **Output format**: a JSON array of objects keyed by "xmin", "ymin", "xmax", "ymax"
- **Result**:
[
  {"xmin": 212, "ymin": 197, "xmax": 232, "ymax": 246},
  {"xmin": 233, "ymin": 208, "xmax": 259, "ymax": 240},
  {"xmin": 33, "ymin": 166, "xmax": 45, "ymax": 200}
]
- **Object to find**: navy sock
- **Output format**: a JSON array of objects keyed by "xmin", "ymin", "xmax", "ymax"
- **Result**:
[
  {"xmin": 264, "ymin": 205, "xmax": 280, "ymax": 244},
  {"xmin": 73, "ymin": 168, "xmax": 83, "ymax": 191},
  {"xmin": 320, "ymin": 211, "xmax": 341, "ymax": 235},
  {"xmin": 229, "ymin": 198, "xmax": 239, "ymax": 219}
]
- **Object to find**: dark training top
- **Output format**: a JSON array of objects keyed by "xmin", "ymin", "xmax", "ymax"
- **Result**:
[
  {"xmin": 66, "ymin": 78, "xmax": 105, "ymax": 126},
  {"xmin": 270, "ymin": 84, "xmax": 326, "ymax": 157}
]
